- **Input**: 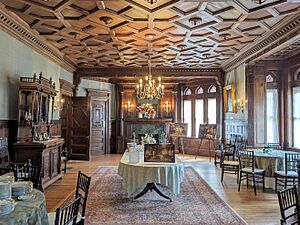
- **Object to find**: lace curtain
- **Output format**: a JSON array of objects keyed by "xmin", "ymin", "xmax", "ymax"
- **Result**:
[{"xmin": 266, "ymin": 89, "xmax": 279, "ymax": 143}]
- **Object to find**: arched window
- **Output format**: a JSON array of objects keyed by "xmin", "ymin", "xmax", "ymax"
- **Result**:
[
  {"xmin": 265, "ymin": 72, "xmax": 279, "ymax": 144},
  {"xmin": 195, "ymin": 86, "xmax": 204, "ymax": 95},
  {"xmin": 184, "ymin": 88, "xmax": 192, "ymax": 96},
  {"xmin": 208, "ymin": 85, "xmax": 217, "ymax": 93}
]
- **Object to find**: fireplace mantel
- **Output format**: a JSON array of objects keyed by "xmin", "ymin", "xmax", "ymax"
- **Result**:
[{"xmin": 123, "ymin": 118, "xmax": 173, "ymax": 124}]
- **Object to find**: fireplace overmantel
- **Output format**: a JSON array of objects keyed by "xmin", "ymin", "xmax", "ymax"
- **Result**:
[{"xmin": 123, "ymin": 118, "xmax": 173, "ymax": 124}]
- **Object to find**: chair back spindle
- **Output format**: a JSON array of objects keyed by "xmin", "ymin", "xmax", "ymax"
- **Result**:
[
  {"xmin": 239, "ymin": 150, "xmax": 255, "ymax": 172},
  {"xmin": 277, "ymin": 186, "xmax": 300, "ymax": 225},
  {"xmin": 55, "ymin": 197, "xmax": 81, "ymax": 225},
  {"xmin": 75, "ymin": 171, "xmax": 91, "ymax": 220}
]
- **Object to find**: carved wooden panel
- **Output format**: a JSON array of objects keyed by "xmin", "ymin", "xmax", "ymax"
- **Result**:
[{"xmin": 42, "ymin": 149, "xmax": 50, "ymax": 183}]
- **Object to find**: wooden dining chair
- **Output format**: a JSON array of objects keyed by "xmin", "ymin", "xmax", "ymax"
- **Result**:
[
  {"xmin": 214, "ymin": 142, "xmax": 235, "ymax": 166},
  {"xmin": 48, "ymin": 197, "xmax": 81, "ymax": 225},
  {"xmin": 220, "ymin": 144, "xmax": 240, "ymax": 183},
  {"xmin": 277, "ymin": 186, "xmax": 300, "ymax": 225},
  {"xmin": 275, "ymin": 153, "xmax": 300, "ymax": 192},
  {"xmin": 10, "ymin": 160, "xmax": 43, "ymax": 191},
  {"xmin": 0, "ymin": 138, "xmax": 10, "ymax": 175},
  {"xmin": 75, "ymin": 171, "xmax": 92, "ymax": 225},
  {"xmin": 238, "ymin": 150, "xmax": 266, "ymax": 195}
]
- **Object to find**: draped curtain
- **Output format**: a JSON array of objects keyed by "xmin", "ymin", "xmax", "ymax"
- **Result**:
[
  {"xmin": 266, "ymin": 89, "xmax": 279, "ymax": 144},
  {"xmin": 293, "ymin": 87, "xmax": 300, "ymax": 148}
]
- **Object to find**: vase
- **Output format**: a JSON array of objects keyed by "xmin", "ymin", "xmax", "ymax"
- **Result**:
[
  {"xmin": 138, "ymin": 113, "xmax": 143, "ymax": 118},
  {"xmin": 150, "ymin": 113, "xmax": 155, "ymax": 119}
]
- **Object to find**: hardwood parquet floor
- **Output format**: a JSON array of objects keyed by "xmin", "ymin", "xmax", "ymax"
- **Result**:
[{"xmin": 45, "ymin": 154, "xmax": 280, "ymax": 225}]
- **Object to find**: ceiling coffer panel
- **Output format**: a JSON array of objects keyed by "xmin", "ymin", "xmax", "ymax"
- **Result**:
[{"xmin": 0, "ymin": 0, "xmax": 299, "ymax": 68}]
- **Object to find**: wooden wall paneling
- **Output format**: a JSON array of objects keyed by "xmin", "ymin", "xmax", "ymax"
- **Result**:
[
  {"xmin": 247, "ymin": 65, "xmax": 255, "ymax": 146},
  {"xmin": 254, "ymin": 68, "xmax": 266, "ymax": 145}
]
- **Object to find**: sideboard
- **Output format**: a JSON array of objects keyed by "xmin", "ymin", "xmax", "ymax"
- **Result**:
[{"xmin": 13, "ymin": 138, "xmax": 64, "ymax": 189}]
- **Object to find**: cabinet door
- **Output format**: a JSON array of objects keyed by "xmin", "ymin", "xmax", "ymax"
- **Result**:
[{"xmin": 42, "ymin": 150, "xmax": 50, "ymax": 184}]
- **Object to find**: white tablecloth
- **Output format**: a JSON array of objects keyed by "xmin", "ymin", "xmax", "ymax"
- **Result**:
[{"xmin": 117, "ymin": 151, "xmax": 184, "ymax": 195}]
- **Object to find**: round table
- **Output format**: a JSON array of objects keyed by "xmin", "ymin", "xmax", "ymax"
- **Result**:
[
  {"xmin": 0, "ymin": 189, "xmax": 49, "ymax": 225},
  {"xmin": 252, "ymin": 149, "xmax": 289, "ymax": 177},
  {"xmin": 117, "ymin": 151, "xmax": 184, "ymax": 201}
]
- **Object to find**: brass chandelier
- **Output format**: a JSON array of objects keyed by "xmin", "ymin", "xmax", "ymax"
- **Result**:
[{"xmin": 136, "ymin": 56, "xmax": 164, "ymax": 100}]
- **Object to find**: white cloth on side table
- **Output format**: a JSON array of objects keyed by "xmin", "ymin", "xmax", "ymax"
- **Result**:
[{"xmin": 117, "ymin": 151, "xmax": 184, "ymax": 195}]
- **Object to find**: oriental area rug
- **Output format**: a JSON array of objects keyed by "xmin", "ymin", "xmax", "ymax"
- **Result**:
[{"xmin": 84, "ymin": 166, "xmax": 247, "ymax": 225}]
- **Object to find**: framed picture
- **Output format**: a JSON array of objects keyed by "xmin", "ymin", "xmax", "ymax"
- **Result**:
[
  {"xmin": 169, "ymin": 123, "xmax": 188, "ymax": 137},
  {"xmin": 223, "ymin": 84, "xmax": 236, "ymax": 113},
  {"xmin": 144, "ymin": 144, "xmax": 175, "ymax": 163},
  {"xmin": 198, "ymin": 124, "xmax": 217, "ymax": 139}
]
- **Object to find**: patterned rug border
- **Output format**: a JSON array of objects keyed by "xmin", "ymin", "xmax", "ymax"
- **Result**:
[{"xmin": 87, "ymin": 166, "xmax": 247, "ymax": 225}]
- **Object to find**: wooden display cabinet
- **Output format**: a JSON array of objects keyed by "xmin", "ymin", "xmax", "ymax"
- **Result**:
[{"xmin": 13, "ymin": 72, "xmax": 64, "ymax": 189}]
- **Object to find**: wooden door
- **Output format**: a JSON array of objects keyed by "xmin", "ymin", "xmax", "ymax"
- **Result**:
[
  {"xmin": 91, "ymin": 99, "xmax": 107, "ymax": 155},
  {"xmin": 69, "ymin": 97, "xmax": 90, "ymax": 160}
]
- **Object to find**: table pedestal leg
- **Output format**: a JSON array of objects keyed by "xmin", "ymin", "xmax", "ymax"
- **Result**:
[{"xmin": 134, "ymin": 183, "xmax": 172, "ymax": 202}]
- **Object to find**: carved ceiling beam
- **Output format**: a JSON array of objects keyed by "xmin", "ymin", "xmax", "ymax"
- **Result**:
[{"xmin": 74, "ymin": 67, "xmax": 223, "ymax": 87}]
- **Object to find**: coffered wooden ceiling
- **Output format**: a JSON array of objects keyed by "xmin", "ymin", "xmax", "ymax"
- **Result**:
[{"xmin": 0, "ymin": 0, "xmax": 300, "ymax": 70}]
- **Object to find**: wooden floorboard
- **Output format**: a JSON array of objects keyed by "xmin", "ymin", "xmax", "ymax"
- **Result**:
[{"xmin": 45, "ymin": 154, "xmax": 280, "ymax": 225}]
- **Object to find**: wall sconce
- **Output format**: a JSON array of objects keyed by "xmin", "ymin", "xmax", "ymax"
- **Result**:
[
  {"xmin": 233, "ymin": 98, "xmax": 247, "ymax": 112},
  {"xmin": 163, "ymin": 101, "xmax": 170, "ymax": 113},
  {"xmin": 125, "ymin": 101, "xmax": 133, "ymax": 113},
  {"xmin": 54, "ymin": 96, "xmax": 64, "ymax": 111}
]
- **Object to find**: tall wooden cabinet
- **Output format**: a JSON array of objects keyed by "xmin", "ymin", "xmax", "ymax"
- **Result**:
[{"xmin": 13, "ymin": 73, "xmax": 64, "ymax": 189}]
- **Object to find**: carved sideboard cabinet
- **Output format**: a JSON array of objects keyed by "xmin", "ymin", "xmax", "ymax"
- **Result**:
[{"xmin": 13, "ymin": 73, "xmax": 64, "ymax": 189}]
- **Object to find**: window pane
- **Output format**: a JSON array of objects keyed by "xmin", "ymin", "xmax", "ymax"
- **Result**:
[
  {"xmin": 208, "ymin": 98, "xmax": 216, "ymax": 124},
  {"xmin": 266, "ymin": 89, "xmax": 279, "ymax": 143},
  {"xmin": 195, "ymin": 99, "xmax": 204, "ymax": 137},
  {"xmin": 183, "ymin": 100, "xmax": 192, "ymax": 137},
  {"xmin": 293, "ymin": 87, "xmax": 300, "ymax": 148}
]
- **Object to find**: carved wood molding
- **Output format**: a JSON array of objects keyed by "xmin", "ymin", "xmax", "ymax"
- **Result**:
[
  {"xmin": 74, "ymin": 66, "xmax": 223, "ymax": 87},
  {"xmin": 222, "ymin": 14, "xmax": 300, "ymax": 72},
  {"xmin": 59, "ymin": 79, "xmax": 74, "ymax": 97},
  {"xmin": 0, "ymin": 7, "xmax": 75, "ymax": 73}
]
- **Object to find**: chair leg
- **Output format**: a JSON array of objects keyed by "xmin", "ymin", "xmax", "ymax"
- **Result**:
[
  {"xmin": 221, "ymin": 166, "xmax": 224, "ymax": 182},
  {"xmin": 64, "ymin": 160, "xmax": 67, "ymax": 173},
  {"xmin": 238, "ymin": 172, "xmax": 242, "ymax": 192},
  {"xmin": 262, "ymin": 174, "xmax": 265, "ymax": 192},
  {"xmin": 275, "ymin": 175, "xmax": 277, "ymax": 193},
  {"xmin": 214, "ymin": 154, "xmax": 217, "ymax": 166},
  {"xmin": 236, "ymin": 170, "xmax": 239, "ymax": 184},
  {"xmin": 246, "ymin": 173, "xmax": 249, "ymax": 188},
  {"xmin": 253, "ymin": 174, "xmax": 256, "ymax": 195}
]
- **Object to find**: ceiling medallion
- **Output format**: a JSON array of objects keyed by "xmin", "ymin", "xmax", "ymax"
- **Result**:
[
  {"xmin": 177, "ymin": 44, "xmax": 186, "ymax": 50},
  {"xmin": 136, "ymin": 54, "xmax": 164, "ymax": 100},
  {"xmin": 99, "ymin": 16, "xmax": 113, "ymax": 25},
  {"xmin": 203, "ymin": 53, "xmax": 210, "ymax": 58},
  {"xmin": 145, "ymin": 0, "xmax": 158, "ymax": 4},
  {"xmin": 189, "ymin": 17, "xmax": 202, "ymax": 26},
  {"xmin": 145, "ymin": 33, "xmax": 156, "ymax": 40},
  {"xmin": 220, "ymin": 33, "xmax": 231, "ymax": 40},
  {"xmin": 69, "ymin": 32, "xmax": 79, "ymax": 39},
  {"xmin": 252, "ymin": 0, "xmax": 266, "ymax": 4}
]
